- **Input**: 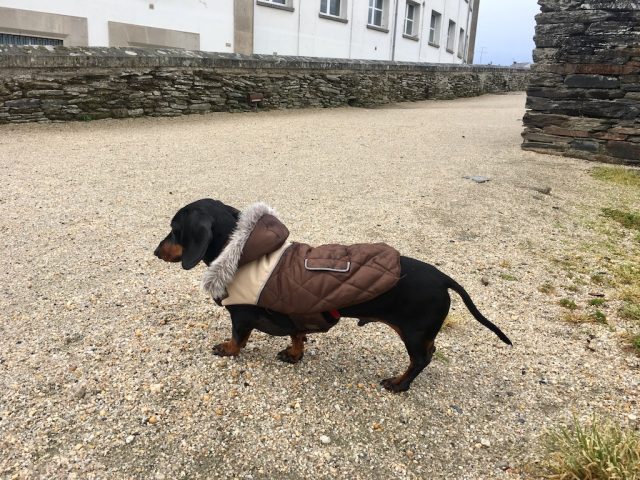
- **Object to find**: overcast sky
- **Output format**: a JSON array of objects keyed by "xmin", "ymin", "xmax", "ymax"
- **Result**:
[{"xmin": 474, "ymin": 0, "xmax": 540, "ymax": 65}]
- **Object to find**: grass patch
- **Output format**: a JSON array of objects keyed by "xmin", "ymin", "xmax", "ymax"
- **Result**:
[
  {"xmin": 620, "ymin": 303, "xmax": 640, "ymax": 322},
  {"xmin": 563, "ymin": 310, "xmax": 608, "ymax": 325},
  {"xmin": 543, "ymin": 416, "xmax": 640, "ymax": 480},
  {"xmin": 632, "ymin": 335, "xmax": 640, "ymax": 353},
  {"xmin": 433, "ymin": 351, "xmax": 449, "ymax": 363},
  {"xmin": 588, "ymin": 298, "xmax": 606, "ymax": 307},
  {"xmin": 590, "ymin": 272, "xmax": 610, "ymax": 286},
  {"xmin": 591, "ymin": 309, "xmax": 607, "ymax": 324},
  {"xmin": 499, "ymin": 273, "xmax": 518, "ymax": 281},
  {"xmin": 602, "ymin": 208, "xmax": 640, "ymax": 233},
  {"xmin": 592, "ymin": 166, "xmax": 640, "ymax": 188},
  {"xmin": 559, "ymin": 298, "xmax": 578, "ymax": 310}
]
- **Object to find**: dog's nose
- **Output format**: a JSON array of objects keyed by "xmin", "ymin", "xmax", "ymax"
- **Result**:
[{"xmin": 154, "ymin": 246, "xmax": 161, "ymax": 258}]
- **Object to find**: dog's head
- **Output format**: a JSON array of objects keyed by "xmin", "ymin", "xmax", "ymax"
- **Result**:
[{"xmin": 154, "ymin": 199, "xmax": 239, "ymax": 270}]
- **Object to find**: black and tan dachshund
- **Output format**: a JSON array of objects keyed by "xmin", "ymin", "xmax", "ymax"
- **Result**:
[{"xmin": 155, "ymin": 199, "xmax": 511, "ymax": 392}]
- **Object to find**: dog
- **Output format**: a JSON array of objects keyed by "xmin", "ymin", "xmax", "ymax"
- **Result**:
[{"xmin": 154, "ymin": 198, "xmax": 511, "ymax": 392}]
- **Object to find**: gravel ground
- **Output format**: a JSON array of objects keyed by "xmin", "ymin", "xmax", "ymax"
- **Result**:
[{"xmin": 1, "ymin": 92, "xmax": 639, "ymax": 479}]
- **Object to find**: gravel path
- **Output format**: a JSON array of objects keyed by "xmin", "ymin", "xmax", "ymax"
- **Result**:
[{"xmin": 1, "ymin": 93, "xmax": 638, "ymax": 479}]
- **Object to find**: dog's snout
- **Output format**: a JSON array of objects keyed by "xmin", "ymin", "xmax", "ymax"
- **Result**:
[{"xmin": 154, "ymin": 245, "xmax": 161, "ymax": 258}]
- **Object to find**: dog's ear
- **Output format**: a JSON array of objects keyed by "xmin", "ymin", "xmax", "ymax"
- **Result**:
[{"xmin": 181, "ymin": 213, "xmax": 213, "ymax": 270}]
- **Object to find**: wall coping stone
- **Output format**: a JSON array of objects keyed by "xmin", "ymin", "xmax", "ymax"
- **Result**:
[{"xmin": 0, "ymin": 45, "xmax": 528, "ymax": 73}]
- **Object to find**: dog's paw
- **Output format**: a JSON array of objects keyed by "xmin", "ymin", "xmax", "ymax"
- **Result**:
[
  {"xmin": 277, "ymin": 349, "xmax": 303, "ymax": 364},
  {"xmin": 212, "ymin": 342, "xmax": 238, "ymax": 357},
  {"xmin": 380, "ymin": 377, "xmax": 410, "ymax": 393}
]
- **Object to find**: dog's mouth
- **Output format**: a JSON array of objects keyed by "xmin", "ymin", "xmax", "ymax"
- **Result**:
[{"xmin": 154, "ymin": 240, "xmax": 183, "ymax": 263}]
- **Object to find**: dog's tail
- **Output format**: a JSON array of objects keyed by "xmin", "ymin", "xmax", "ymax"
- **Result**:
[{"xmin": 447, "ymin": 278, "xmax": 512, "ymax": 346}]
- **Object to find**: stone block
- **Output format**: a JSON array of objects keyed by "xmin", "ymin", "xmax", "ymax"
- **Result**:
[
  {"xmin": 535, "ymin": 10, "xmax": 613, "ymax": 25},
  {"xmin": 606, "ymin": 140, "xmax": 640, "ymax": 160},
  {"xmin": 570, "ymin": 138, "xmax": 602, "ymax": 152},
  {"xmin": 544, "ymin": 126, "xmax": 590, "ymax": 137}
]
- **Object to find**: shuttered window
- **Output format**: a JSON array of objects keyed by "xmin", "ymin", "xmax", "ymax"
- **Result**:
[{"xmin": 0, "ymin": 33, "xmax": 63, "ymax": 46}]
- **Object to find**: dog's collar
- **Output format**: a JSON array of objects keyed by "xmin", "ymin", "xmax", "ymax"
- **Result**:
[{"xmin": 201, "ymin": 202, "xmax": 278, "ymax": 300}]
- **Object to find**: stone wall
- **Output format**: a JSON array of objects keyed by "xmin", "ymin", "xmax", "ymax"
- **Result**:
[
  {"xmin": 522, "ymin": 0, "xmax": 640, "ymax": 165},
  {"xmin": 0, "ymin": 46, "xmax": 529, "ymax": 124}
]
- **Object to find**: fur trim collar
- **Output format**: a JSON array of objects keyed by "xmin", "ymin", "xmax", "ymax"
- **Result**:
[{"xmin": 201, "ymin": 202, "xmax": 278, "ymax": 300}]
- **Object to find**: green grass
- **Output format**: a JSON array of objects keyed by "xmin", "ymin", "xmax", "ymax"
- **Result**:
[
  {"xmin": 559, "ymin": 298, "xmax": 578, "ymax": 310},
  {"xmin": 499, "ymin": 273, "xmax": 518, "ymax": 281},
  {"xmin": 592, "ymin": 166, "xmax": 640, "ymax": 188},
  {"xmin": 602, "ymin": 208, "xmax": 640, "ymax": 233},
  {"xmin": 588, "ymin": 298, "xmax": 606, "ymax": 307},
  {"xmin": 563, "ymin": 310, "xmax": 608, "ymax": 325},
  {"xmin": 620, "ymin": 303, "xmax": 640, "ymax": 322},
  {"xmin": 632, "ymin": 335, "xmax": 640, "ymax": 353},
  {"xmin": 543, "ymin": 416, "xmax": 640, "ymax": 480},
  {"xmin": 590, "ymin": 309, "xmax": 607, "ymax": 324}
]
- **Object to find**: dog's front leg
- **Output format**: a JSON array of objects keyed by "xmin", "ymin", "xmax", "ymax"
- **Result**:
[{"xmin": 212, "ymin": 307, "xmax": 254, "ymax": 357}]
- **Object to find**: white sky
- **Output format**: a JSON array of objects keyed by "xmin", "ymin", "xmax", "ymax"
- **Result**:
[{"xmin": 474, "ymin": 0, "xmax": 540, "ymax": 65}]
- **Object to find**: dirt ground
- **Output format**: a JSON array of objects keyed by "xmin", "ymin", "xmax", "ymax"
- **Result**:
[{"xmin": 1, "ymin": 93, "xmax": 638, "ymax": 479}]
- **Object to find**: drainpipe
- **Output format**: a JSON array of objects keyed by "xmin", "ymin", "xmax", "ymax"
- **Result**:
[
  {"xmin": 391, "ymin": 0, "xmax": 399, "ymax": 61},
  {"xmin": 464, "ymin": 0, "xmax": 471, "ymax": 63},
  {"xmin": 348, "ymin": 0, "xmax": 356, "ymax": 58},
  {"xmin": 296, "ymin": 0, "xmax": 302, "ymax": 55}
]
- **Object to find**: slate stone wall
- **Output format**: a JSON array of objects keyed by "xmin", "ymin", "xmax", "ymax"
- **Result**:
[
  {"xmin": 0, "ymin": 46, "xmax": 529, "ymax": 124},
  {"xmin": 522, "ymin": 0, "xmax": 640, "ymax": 165}
]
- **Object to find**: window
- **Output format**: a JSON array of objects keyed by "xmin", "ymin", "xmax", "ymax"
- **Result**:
[
  {"xmin": 404, "ymin": 1, "xmax": 420, "ymax": 37},
  {"xmin": 446, "ymin": 20, "xmax": 456, "ymax": 52},
  {"xmin": 0, "ymin": 32, "xmax": 63, "ymax": 46},
  {"xmin": 458, "ymin": 28, "xmax": 465, "ymax": 57},
  {"xmin": 320, "ymin": 0, "xmax": 341, "ymax": 17},
  {"xmin": 368, "ymin": 0, "xmax": 384, "ymax": 27},
  {"xmin": 428, "ymin": 11, "xmax": 441, "ymax": 46},
  {"xmin": 257, "ymin": 0, "xmax": 293, "ymax": 10}
]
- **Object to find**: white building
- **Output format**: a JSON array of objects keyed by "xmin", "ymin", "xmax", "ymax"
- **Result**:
[{"xmin": 0, "ymin": 0, "xmax": 478, "ymax": 63}]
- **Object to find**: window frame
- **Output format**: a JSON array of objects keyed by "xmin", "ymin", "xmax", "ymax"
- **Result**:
[
  {"xmin": 446, "ymin": 19, "xmax": 456, "ymax": 53},
  {"xmin": 0, "ymin": 32, "xmax": 63, "ymax": 46},
  {"xmin": 457, "ymin": 27, "xmax": 465, "ymax": 58},
  {"xmin": 256, "ymin": 0, "xmax": 294, "ymax": 12},
  {"xmin": 428, "ymin": 10, "xmax": 441, "ymax": 47},
  {"xmin": 367, "ymin": 0, "xmax": 385, "ymax": 28},
  {"xmin": 403, "ymin": 1, "xmax": 420, "ymax": 38},
  {"xmin": 319, "ymin": 0, "xmax": 348, "ymax": 22},
  {"xmin": 320, "ymin": 0, "xmax": 341, "ymax": 17}
]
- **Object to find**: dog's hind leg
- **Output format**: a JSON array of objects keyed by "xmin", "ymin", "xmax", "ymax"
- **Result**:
[
  {"xmin": 277, "ymin": 333, "xmax": 306, "ymax": 364},
  {"xmin": 380, "ymin": 335, "xmax": 436, "ymax": 393}
]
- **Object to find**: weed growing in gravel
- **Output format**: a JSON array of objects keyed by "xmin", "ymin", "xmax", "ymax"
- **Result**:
[
  {"xmin": 499, "ymin": 273, "xmax": 518, "ymax": 281},
  {"xmin": 620, "ymin": 303, "xmax": 640, "ymax": 322},
  {"xmin": 588, "ymin": 298, "xmax": 606, "ymax": 307},
  {"xmin": 559, "ymin": 298, "xmax": 577, "ymax": 310},
  {"xmin": 543, "ymin": 416, "xmax": 640, "ymax": 480},
  {"xmin": 433, "ymin": 351, "xmax": 449, "ymax": 363},
  {"xmin": 562, "ymin": 310, "xmax": 607, "ymax": 325},
  {"xmin": 591, "ymin": 166, "xmax": 640, "ymax": 188},
  {"xmin": 632, "ymin": 335, "xmax": 640, "ymax": 354}
]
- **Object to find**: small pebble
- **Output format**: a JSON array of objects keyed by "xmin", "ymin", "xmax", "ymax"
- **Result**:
[{"xmin": 320, "ymin": 435, "xmax": 331, "ymax": 445}]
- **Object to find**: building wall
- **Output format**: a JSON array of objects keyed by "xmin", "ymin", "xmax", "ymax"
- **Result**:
[
  {"xmin": 0, "ymin": 46, "xmax": 529, "ymax": 124},
  {"xmin": 253, "ymin": 0, "xmax": 473, "ymax": 62},
  {"xmin": 0, "ymin": 0, "xmax": 475, "ymax": 62},
  {"xmin": 522, "ymin": 0, "xmax": 640, "ymax": 165},
  {"xmin": 0, "ymin": 0, "xmax": 234, "ymax": 51}
]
